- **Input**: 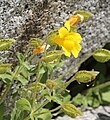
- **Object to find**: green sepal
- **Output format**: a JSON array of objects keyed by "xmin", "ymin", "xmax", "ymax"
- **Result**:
[
  {"xmin": 41, "ymin": 50, "xmax": 63, "ymax": 63},
  {"xmin": 0, "ymin": 63, "xmax": 12, "ymax": 74},
  {"xmin": 70, "ymin": 26, "xmax": 78, "ymax": 32},
  {"xmin": 46, "ymin": 30, "xmax": 58, "ymax": 45},
  {"xmin": 0, "ymin": 39, "xmax": 16, "ymax": 51},
  {"xmin": 61, "ymin": 103, "xmax": 82, "ymax": 118},
  {"xmin": 93, "ymin": 49, "xmax": 110, "ymax": 63},
  {"xmin": 74, "ymin": 10, "xmax": 94, "ymax": 21},
  {"xmin": 74, "ymin": 70, "xmax": 99, "ymax": 83},
  {"xmin": 30, "ymin": 38, "xmax": 43, "ymax": 48}
]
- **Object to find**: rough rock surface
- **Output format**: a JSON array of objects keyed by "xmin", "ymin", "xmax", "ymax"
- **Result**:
[{"xmin": 0, "ymin": 0, "xmax": 110, "ymax": 78}]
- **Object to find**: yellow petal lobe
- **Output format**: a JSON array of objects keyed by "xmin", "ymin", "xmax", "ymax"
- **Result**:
[
  {"xmin": 62, "ymin": 46, "xmax": 71, "ymax": 57},
  {"xmin": 71, "ymin": 43, "xmax": 82, "ymax": 58},
  {"xmin": 64, "ymin": 20, "xmax": 70, "ymax": 31},
  {"xmin": 59, "ymin": 27, "xmax": 69, "ymax": 38}
]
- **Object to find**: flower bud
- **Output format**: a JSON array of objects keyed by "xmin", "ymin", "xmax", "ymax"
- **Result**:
[
  {"xmin": 93, "ymin": 49, "xmax": 110, "ymax": 63},
  {"xmin": 46, "ymin": 79, "xmax": 57, "ymax": 89},
  {"xmin": 61, "ymin": 103, "xmax": 82, "ymax": 118},
  {"xmin": 74, "ymin": 70, "xmax": 99, "ymax": 83}
]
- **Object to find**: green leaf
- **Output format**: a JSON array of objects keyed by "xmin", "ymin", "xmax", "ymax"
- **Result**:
[
  {"xmin": 29, "ymin": 82, "xmax": 45, "ymax": 93},
  {"xmin": 74, "ymin": 70, "xmax": 99, "ymax": 83},
  {"xmin": 30, "ymin": 38, "xmax": 43, "ymax": 48},
  {"xmin": 0, "ymin": 73, "xmax": 13, "ymax": 83},
  {"xmin": 54, "ymin": 79, "xmax": 65, "ymax": 89},
  {"xmin": 0, "ymin": 39, "xmax": 16, "ymax": 44},
  {"xmin": 35, "ymin": 108, "xmax": 52, "ymax": 120},
  {"xmin": 17, "ymin": 52, "xmax": 24, "ymax": 63},
  {"xmin": 72, "ymin": 94, "xmax": 85, "ymax": 106},
  {"xmin": 42, "ymin": 90, "xmax": 51, "ymax": 101},
  {"xmin": 22, "ymin": 61, "xmax": 31, "ymax": 70},
  {"xmin": 93, "ymin": 49, "xmax": 110, "ymax": 63},
  {"xmin": 74, "ymin": 10, "xmax": 94, "ymax": 21},
  {"xmin": 11, "ymin": 108, "xmax": 17, "ymax": 120},
  {"xmin": 40, "ymin": 70, "xmax": 48, "ymax": 83},
  {"xmin": 51, "ymin": 94, "xmax": 64, "ymax": 104},
  {"xmin": 0, "ymin": 63, "xmax": 12, "ymax": 74},
  {"xmin": 102, "ymin": 91, "xmax": 110, "ymax": 103},
  {"xmin": 46, "ymin": 30, "xmax": 58, "ymax": 45},
  {"xmin": 16, "ymin": 74, "xmax": 28, "ymax": 85},
  {"xmin": 30, "ymin": 112, "xmax": 34, "ymax": 120},
  {"xmin": 20, "ymin": 67, "xmax": 29, "ymax": 79},
  {"xmin": 0, "ymin": 103, "xmax": 4, "ymax": 120},
  {"xmin": 61, "ymin": 103, "xmax": 82, "ymax": 118},
  {"xmin": 11, "ymin": 107, "xmax": 26, "ymax": 120},
  {"xmin": 16, "ymin": 98, "xmax": 31, "ymax": 111},
  {"xmin": 62, "ymin": 93, "xmax": 71, "ymax": 103},
  {"xmin": 39, "ymin": 67, "xmax": 46, "ymax": 74},
  {"xmin": 54, "ymin": 60, "xmax": 64, "ymax": 69},
  {"xmin": 0, "ymin": 39, "xmax": 16, "ymax": 51},
  {"xmin": 91, "ymin": 97, "xmax": 100, "ymax": 107},
  {"xmin": 72, "ymin": 93, "xmax": 89, "ymax": 110}
]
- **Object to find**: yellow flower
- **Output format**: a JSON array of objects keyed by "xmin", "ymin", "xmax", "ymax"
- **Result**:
[{"xmin": 53, "ymin": 21, "xmax": 82, "ymax": 58}]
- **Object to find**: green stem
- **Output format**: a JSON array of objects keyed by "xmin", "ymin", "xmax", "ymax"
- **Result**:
[
  {"xmin": 52, "ymin": 110, "xmax": 62, "ymax": 116},
  {"xmin": 0, "ymin": 84, "xmax": 11, "ymax": 104},
  {"xmin": 24, "ymin": 100, "xmax": 49, "ymax": 120},
  {"xmin": 0, "ymin": 65, "xmax": 22, "ymax": 104},
  {"xmin": 50, "ymin": 106, "xmax": 61, "ymax": 113},
  {"xmin": 28, "ymin": 54, "xmax": 36, "ymax": 62},
  {"xmin": 34, "ymin": 100, "xmax": 49, "ymax": 114},
  {"xmin": 24, "ymin": 114, "xmax": 30, "ymax": 120},
  {"xmin": 36, "ymin": 61, "xmax": 41, "ymax": 82},
  {"xmin": 58, "ymin": 54, "xmax": 92, "ymax": 80},
  {"xmin": 0, "ymin": 42, "xmax": 31, "ymax": 104},
  {"xmin": 86, "ymin": 81, "xmax": 110, "ymax": 93},
  {"xmin": 24, "ymin": 43, "xmax": 31, "ymax": 58},
  {"xmin": 65, "ymin": 77, "xmax": 76, "ymax": 87},
  {"xmin": 44, "ymin": 43, "xmax": 48, "ymax": 57},
  {"xmin": 50, "ymin": 70, "xmax": 54, "ymax": 79}
]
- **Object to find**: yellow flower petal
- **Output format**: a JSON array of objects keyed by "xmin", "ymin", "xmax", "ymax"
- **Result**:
[
  {"xmin": 64, "ymin": 20, "xmax": 70, "ymax": 31},
  {"xmin": 71, "ymin": 43, "xmax": 82, "ymax": 58},
  {"xmin": 69, "ymin": 32, "xmax": 82, "ymax": 43},
  {"xmin": 53, "ymin": 36, "xmax": 64, "ymax": 46},
  {"xmin": 59, "ymin": 27, "xmax": 69, "ymax": 38},
  {"xmin": 62, "ymin": 46, "xmax": 71, "ymax": 57},
  {"xmin": 63, "ymin": 39, "xmax": 75, "ymax": 50}
]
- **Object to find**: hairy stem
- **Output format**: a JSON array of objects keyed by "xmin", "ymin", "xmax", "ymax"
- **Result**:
[
  {"xmin": 86, "ymin": 81, "xmax": 110, "ymax": 93},
  {"xmin": 58, "ymin": 54, "xmax": 92, "ymax": 80},
  {"xmin": 50, "ymin": 106, "xmax": 61, "ymax": 113}
]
